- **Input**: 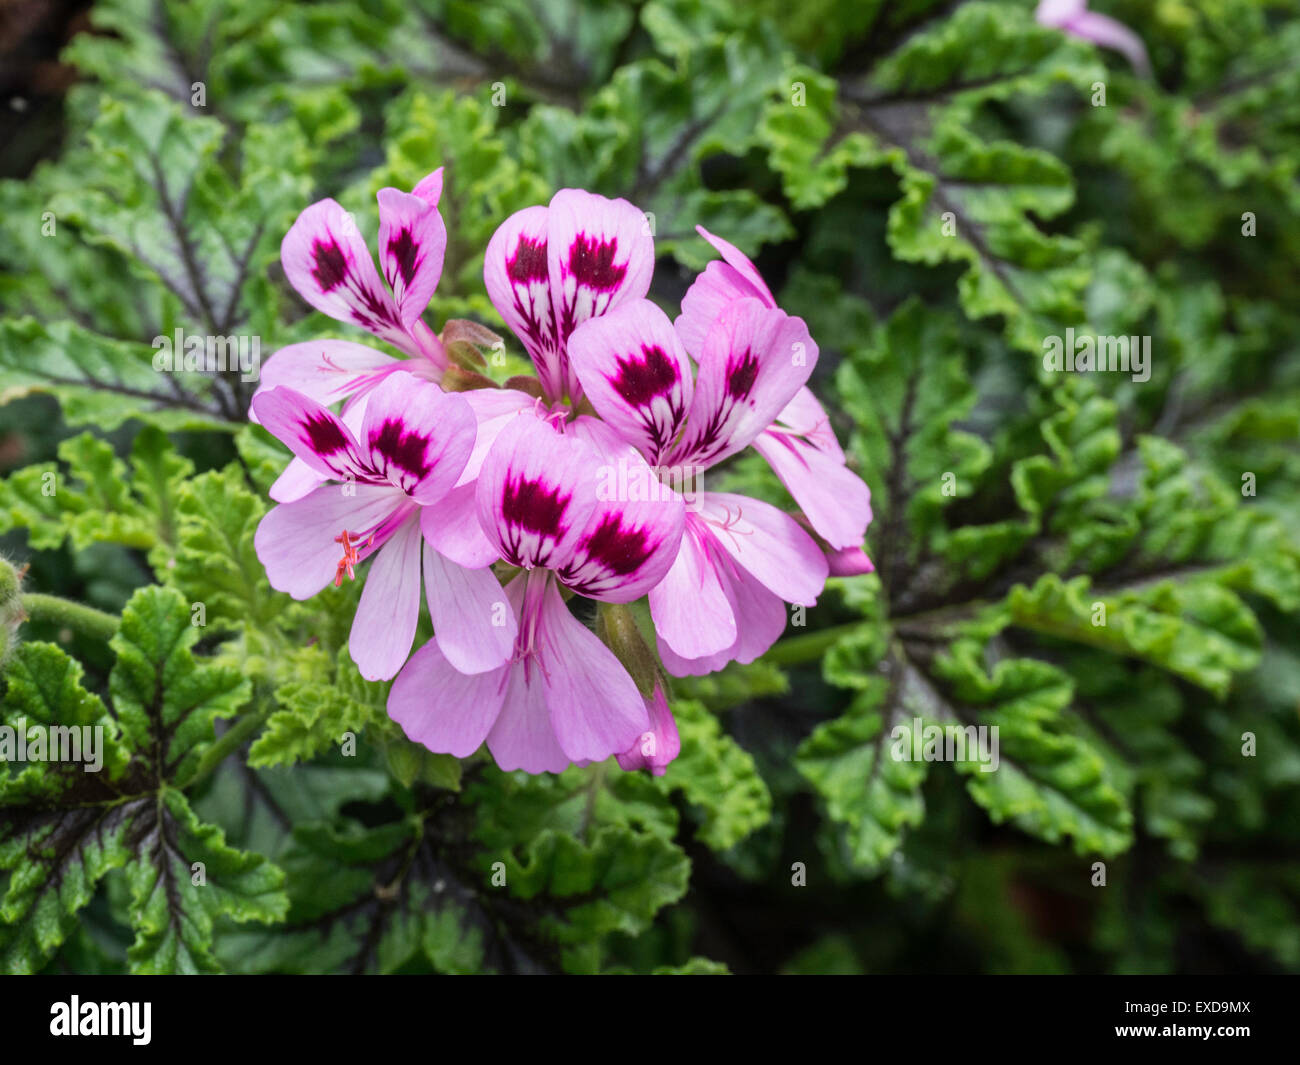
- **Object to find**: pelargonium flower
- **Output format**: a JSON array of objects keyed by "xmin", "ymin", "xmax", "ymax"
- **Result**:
[
  {"xmin": 567, "ymin": 293, "xmax": 831, "ymax": 676},
  {"xmin": 1035, "ymin": 0, "xmax": 1150, "ymax": 74},
  {"xmin": 254, "ymin": 168, "xmax": 452, "ymax": 503},
  {"xmin": 484, "ymin": 188, "xmax": 653, "ymax": 404},
  {"xmin": 251, "ymin": 372, "xmax": 516, "ymax": 682},
  {"xmin": 678, "ymin": 226, "xmax": 872, "ymax": 555},
  {"xmin": 388, "ymin": 412, "xmax": 684, "ymax": 773}
]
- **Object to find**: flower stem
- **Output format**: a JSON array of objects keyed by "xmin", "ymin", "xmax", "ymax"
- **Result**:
[
  {"xmin": 20, "ymin": 593, "xmax": 119, "ymax": 642},
  {"xmin": 761, "ymin": 622, "xmax": 864, "ymax": 666},
  {"xmin": 182, "ymin": 709, "xmax": 268, "ymax": 788}
]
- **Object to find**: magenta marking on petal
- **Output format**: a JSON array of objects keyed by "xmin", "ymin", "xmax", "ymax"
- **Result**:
[
  {"xmin": 568, "ymin": 234, "xmax": 626, "ymax": 291},
  {"xmin": 352, "ymin": 286, "xmax": 401, "ymax": 332},
  {"xmin": 613, "ymin": 344, "xmax": 678, "ymax": 406},
  {"xmin": 310, "ymin": 237, "xmax": 402, "ymax": 333},
  {"xmin": 369, "ymin": 419, "xmax": 432, "ymax": 482},
  {"xmin": 501, "ymin": 475, "xmax": 571, "ymax": 562},
  {"xmin": 301, "ymin": 411, "xmax": 349, "ymax": 456},
  {"xmin": 388, "ymin": 227, "xmax": 419, "ymax": 287},
  {"xmin": 311, "ymin": 240, "xmax": 348, "ymax": 292},
  {"xmin": 573, "ymin": 513, "xmax": 655, "ymax": 577},
  {"xmin": 726, "ymin": 348, "xmax": 759, "ymax": 400},
  {"xmin": 507, "ymin": 236, "xmax": 549, "ymax": 283}
]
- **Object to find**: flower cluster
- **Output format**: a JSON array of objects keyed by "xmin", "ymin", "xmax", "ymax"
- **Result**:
[{"xmin": 252, "ymin": 169, "xmax": 872, "ymax": 775}]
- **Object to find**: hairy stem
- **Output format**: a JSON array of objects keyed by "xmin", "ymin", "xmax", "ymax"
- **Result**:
[
  {"xmin": 20, "ymin": 593, "xmax": 119, "ymax": 642},
  {"xmin": 760, "ymin": 622, "xmax": 866, "ymax": 666}
]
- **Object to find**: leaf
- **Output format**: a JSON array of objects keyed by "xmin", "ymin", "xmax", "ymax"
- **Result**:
[
  {"xmin": 796, "ymin": 676, "xmax": 929, "ymax": 874},
  {"xmin": 760, "ymin": 2, "xmax": 1105, "ymax": 353},
  {"xmin": 503, "ymin": 826, "xmax": 690, "ymax": 972},
  {"xmin": 656, "ymin": 699, "xmax": 772, "ymax": 851},
  {"xmin": 1006, "ymin": 573, "xmax": 1262, "ymax": 699},
  {"xmin": 0, "ymin": 586, "xmax": 284, "ymax": 974},
  {"xmin": 933, "ymin": 644, "xmax": 1134, "ymax": 856},
  {"xmin": 125, "ymin": 788, "xmax": 286, "ymax": 973},
  {"xmin": 0, "ymin": 318, "xmax": 225, "ymax": 431},
  {"xmin": 0, "ymin": 426, "xmax": 193, "ymax": 570}
]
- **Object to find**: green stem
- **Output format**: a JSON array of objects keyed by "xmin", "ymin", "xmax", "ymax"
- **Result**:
[
  {"xmin": 20, "ymin": 593, "xmax": 119, "ymax": 642},
  {"xmin": 760, "ymin": 621, "xmax": 865, "ymax": 666},
  {"xmin": 182, "ymin": 709, "xmax": 268, "ymax": 788}
]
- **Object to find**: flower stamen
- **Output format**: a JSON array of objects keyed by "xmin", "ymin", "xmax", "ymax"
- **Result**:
[{"xmin": 333, "ymin": 529, "xmax": 373, "ymax": 586}]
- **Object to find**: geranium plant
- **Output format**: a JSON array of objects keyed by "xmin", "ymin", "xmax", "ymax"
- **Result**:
[{"xmin": 1, "ymin": 0, "xmax": 1298, "ymax": 976}]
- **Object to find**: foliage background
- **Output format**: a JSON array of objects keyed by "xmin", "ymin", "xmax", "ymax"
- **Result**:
[{"xmin": 1, "ymin": 0, "xmax": 1298, "ymax": 974}]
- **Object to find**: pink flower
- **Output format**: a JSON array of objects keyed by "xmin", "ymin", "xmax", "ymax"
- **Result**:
[
  {"xmin": 251, "ymin": 372, "xmax": 516, "ymax": 682},
  {"xmin": 1036, "ymin": 0, "xmax": 1150, "ymax": 74},
  {"xmin": 254, "ymin": 168, "xmax": 451, "ymax": 503},
  {"xmin": 388, "ymin": 412, "xmax": 685, "ymax": 773},
  {"xmin": 677, "ymin": 226, "xmax": 872, "ymax": 553},
  {"xmin": 483, "ymin": 189, "xmax": 654, "ymax": 405},
  {"xmin": 567, "ymin": 292, "xmax": 831, "ymax": 676},
  {"xmin": 617, "ymin": 684, "xmax": 681, "ymax": 776}
]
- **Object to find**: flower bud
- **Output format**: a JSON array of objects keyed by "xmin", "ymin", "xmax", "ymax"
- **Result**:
[
  {"xmin": 440, "ymin": 365, "xmax": 499, "ymax": 392},
  {"xmin": 0, "ymin": 556, "xmax": 25, "ymax": 665},
  {"xmin": 596, "ymin": 602, "xmax": 658, "ymax": 698}
]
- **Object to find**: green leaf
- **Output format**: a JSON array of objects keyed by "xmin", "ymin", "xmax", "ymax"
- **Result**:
[
  {"xmin": 125, "ymin": 787, "xmax": 286, "ymax": 973},
  {"xmin": 657, "ymin": 699, "xmax": 772, "ymax": 851},
  {"xmin": 0, "ymin": 586, "xmax": 284, "ymax": 974}
]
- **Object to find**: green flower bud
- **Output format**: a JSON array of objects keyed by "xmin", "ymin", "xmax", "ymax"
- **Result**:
[
  {"xmin": 596, "ymin": 602, "xmax": 659, "ymax": 698},
  {"xmin": 0, "ymin": 556, "xmax": 25, "ymax": 665}
]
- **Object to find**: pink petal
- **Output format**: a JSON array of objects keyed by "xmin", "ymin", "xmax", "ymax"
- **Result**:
[
  {"xmin": 546, "ymin": 189, "xmax": 655, "ymax": 398},
  {"xmin": 419, "ymin": 484, "xmax": 500, "ymax": 568},
  {"xmin": 827, "ymin": 545, "xmax": 875, "ymax": 577},
  {"xmin": 458, "ymin": 388, "xmax": 538, "ymax": 485},
  {"xmin": 699, "ymin": 491, "xmax": 828, "ymax": 606},
  {"xmin": 484, "ymin": 204, "xmax": 564, "ymax": 399},
  {"xmin": 675, "ymin": 260, "xmax": 766, "ymax": 359},
  {"xmin": 250, "ymin": 340, "xmax": 399, "ymax": 425},
  {"xmin": 536, "ymin": 575, "xmax": 648, "ymax": 763},
  {"xmin": 349, "ymin": 512, "xmax": 424, "ymax": 680},
  {"xmin": 389, "ymin": 639, "xmax": 509, "ymax": 758},
  {"xmin": 694, "ymin": 225, "xmax": 776, "ymax": 307},
  {"xmin": 487, "ymin": 663, "xmax": 571, "ymax": 774},
  {"xmin": 670, "ymin": 299, "xmax": 818, "ymax": 469},
  {"xmin": 358, "ymin": 372, "xmax": 475, "ymax": 503},
  {"xmin": 251, "ymin": 386, "xmax": 369, "ymax": 482},
  {"xmin": 475, "ymin": 412, "xmax": 598, "ymax": 570},
  {"xmin": 280, "ymin": 198, "xmax": 411, "ymax": 351},
  {"xmin": 269, "ymin": 457, "xmax": 326, "ymax": 504},
  {"xmin": 1068, "ymin": 11, "xmax": 1151, "ymax": 73},
  {"xmin": 648, "ymin": 516, "xmax": 737, "ymax": 660},
  {"xmin": 254, "ymin": 483, "xmax": 408, "ymax": 599},
  {"xmin": 422, "ymin": 548, "xmax": 516, "ymax": 674},
  {"xmin": 1036, "ymin": 0, "xmax": 1088, "ymax": 26},
  {"xmin": 377, "ymin": 187, "xmax": 448, "ymax": 328},
  {"xmin": 752, "ymin": 431, "xmax": 871, "ymax": 550},
  {"xmin": 658, "ymin": 557, "xmax": 787, "ymax": 676},
  {"xmin": 568, "ymin": 298, "xmax": 694, "ymax": 465},
  {"xmin": 556, "ymin": 466, "xmax": 685, "ymax": 603},
  {"xmin": 411, "ymin": 167, "xmax": 444, "ymax": 208},
  {"xmin": 616, "ymin": 684, "xmax": 681, "ymax": 776},
  {"xmin": 268, "ymin": 386, "xmax": 378, "ymax": 504},
  {"xmin": 773, "ymin": 387, "xmax": 843, "ymax": 461}
]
